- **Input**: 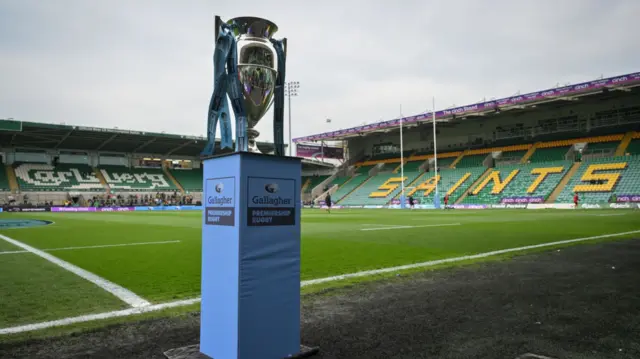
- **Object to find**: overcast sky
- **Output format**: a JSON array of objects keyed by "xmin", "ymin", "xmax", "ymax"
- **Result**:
[{"xmin": 1, "ymin": 0, "xmax": 638, "ymax": 143}]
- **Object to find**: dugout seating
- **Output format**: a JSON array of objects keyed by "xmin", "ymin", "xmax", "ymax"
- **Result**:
[
  {"xmin": 13, "ymin": 163, "xmax": 105, "ymax": 192},
  {"xmin": 100, "ymin": 165, "xmax": 178, "ymax": 191},
  {"xmin": 461, "ymin": 160, "xmax": 572, "ymax": 204},
  {"xmin": 555, "ymin": 155, "xmax": 640, "ymax": 203},
  {"xmin": 170, "ymin": 168, "xmax": 203, "ymax": 192}
]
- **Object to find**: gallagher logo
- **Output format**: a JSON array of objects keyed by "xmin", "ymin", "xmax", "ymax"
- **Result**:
[
  {"xmin": 215, "ymin": 183, "xmax": 224, "ymax": 193},
  {"xmin": 264, "ymin": 183, "xmax": 279, "ymax": 193}
]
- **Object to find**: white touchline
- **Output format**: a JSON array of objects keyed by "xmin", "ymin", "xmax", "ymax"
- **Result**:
[
  {"xmin": 1, "ymin": 229, "xmax": 639, "ymax": 335},
  {"xmin": 0, "ymin": 234, "xmax": 151, "ymax": 308},
  {"xmin": 0, "ymin": 240, "xmax": 181, "ymax": 255},
  {"xmin": 361, "ymin": 223, "xmax": 461, "ymax": 231},
  {"xmin": 0, "ymin": 298, "xmax": 201, "ymax": 335}
]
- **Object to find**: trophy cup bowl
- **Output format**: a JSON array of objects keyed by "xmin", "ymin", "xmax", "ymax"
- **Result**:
[{"xmin": 229, "ymin": 17, "xmax": 279, "ymax": 153}]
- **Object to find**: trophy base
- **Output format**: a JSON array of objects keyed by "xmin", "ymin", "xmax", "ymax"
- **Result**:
[{"xmin": 247, "ymin": 128, "xmax": 261, "ymax": 154}]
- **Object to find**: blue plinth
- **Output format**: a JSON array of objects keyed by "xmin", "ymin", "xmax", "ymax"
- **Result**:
[
  {"xmin": 433, "ymin": 195, "xmax": 441, "ymax": 209},
  {"xmin": 400, "ymin": 195, "xmax": 406, "ymax": 209},
  {"xmin": 200, "ymin": 152, "xmax": 302, "ymax": 359}
]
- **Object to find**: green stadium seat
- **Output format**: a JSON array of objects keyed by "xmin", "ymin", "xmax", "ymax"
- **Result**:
[
  {"xmin": 555, "ymin": 155, "xmax": 640, "ymax": 204},
  {"xmin": 332, "ymin": 175, "xmax": 370, "ymax": 202},
  {"xmin": 305, "ymin": 175, "xmax": 329, "ymax": 193},
  {"xmin": 462, "ymin": 160, "xmax": 571, "ymax": 204},
  {"xmin": 453, "ymin": 154, "xmax": 487, "ymax": 169},
  {"xmin": 340, "ymin": 171, "xmax": 423, "ymax": 206},
  {"xmin": 528, "ymin": 147, "xmax": 570, "ymax": 163},
  {"xmin": 434, "ymin": 157, "xmax": 456, "ymax": 169},
  {"xmin": 0, "ymin": 168, "xmax": 10, "ymax": 191},
  {"xmin": 583, "ymin": 141, "xmax": 619, "ymax": 154},
  {"xmin": 625, "ymin": 139, "xmax": 640, "ymax": 155},
  {"xmin": 170, "ymin": 168, "xmax": 203, "ymax": 191},
  {"xmin": 13, "ymin": 163, "xmax": 105, "ymax": 192},
  {"xmin": 100, "ymin": 165, "xmax": 177, "ymax": 191},
  {"xmin": 414, "ymin": 167, "xmax": 486, "ymax": 204}
]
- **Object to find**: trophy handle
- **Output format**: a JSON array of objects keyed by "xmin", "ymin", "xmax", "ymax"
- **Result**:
[{"xmin": 271, "ymin": 38, "xmax": 286, "ymax": 157}]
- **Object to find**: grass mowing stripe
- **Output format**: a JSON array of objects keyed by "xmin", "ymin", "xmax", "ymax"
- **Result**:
[
  {"xmin": 302, "ymin": 229, "xmax": 640, "ymax": 285},
  {"xmin": 2, "ymin": 229, "xmax": 639, "ymax": 335},
  {"xmin": 0, "ymin": 234, "xmax": 151, "ymax": 308},
  {"xmin": 361, "ymin": 223, "xmax": 461, "ymax": 231}
]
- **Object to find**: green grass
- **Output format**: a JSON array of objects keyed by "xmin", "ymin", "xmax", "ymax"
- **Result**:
[{"xmin": 1, "ymin": 209, "xmax": 639, "ymax": 337}]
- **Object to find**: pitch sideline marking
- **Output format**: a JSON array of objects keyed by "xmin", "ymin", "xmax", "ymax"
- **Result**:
[
  {"xmin": 0, "ymin": 234, "xmax": 151, "ymax": 308},
  {"xmin": 361, "ymin": 223, "xmax": 461, "ymax": 231},
  {"xmin": 1, "ymin": 229, "xmax": 640, "ymax": 335},
  {"xmin": 0, "ymin": 240, "xmax": 181, "ymax": 255}
]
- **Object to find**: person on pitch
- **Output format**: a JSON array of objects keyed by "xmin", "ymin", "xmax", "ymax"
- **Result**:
[
  {"xmin": 444, "ymin": 193, "xmax": 449, "ymax": 209},
  {"xmin": 325, "ymin": 193, "xmax": 332, "ymax": 214},
  {"xmin": 408, "ymin": 195, "xmax": 415, "ymax": 209},
  {"xmin": 573, "ymin": 192, "xmax": 579, "ymax": 209}
]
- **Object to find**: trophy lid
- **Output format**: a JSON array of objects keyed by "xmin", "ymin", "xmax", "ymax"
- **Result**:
[{"xmin": 227, "ymin": 17, "xmax": 278, "ymax": 39}]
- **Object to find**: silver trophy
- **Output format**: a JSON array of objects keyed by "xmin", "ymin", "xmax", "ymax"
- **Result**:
[{"xmin": 202, "ymin": 16, "xmax": 287, "ymax": 156}]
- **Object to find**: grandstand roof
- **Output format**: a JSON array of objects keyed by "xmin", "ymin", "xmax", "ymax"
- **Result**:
[
  {"xmin": 0, "ymin": 121, "xmax": 281, "ymax": 157},
  {"xmin": 293, "ymin": 72, "xmax": 640, "ymax": 143}
]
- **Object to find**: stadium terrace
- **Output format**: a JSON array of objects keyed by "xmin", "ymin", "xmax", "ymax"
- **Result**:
[{"xmin": 1, "ymin": 71, "xmax": 640, "ymax": 210}]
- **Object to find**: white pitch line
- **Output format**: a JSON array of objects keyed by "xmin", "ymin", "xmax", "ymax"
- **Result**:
[
  {"xmin": 0, "ymin": 241, "xmax": 180, "ymax": 256},
  {"xmin": 0, "ymin": 298, "xmax": 201, "ymax": 335},
  {"xmin": 0, "ymin": 250, "xmax": 28, "ymax": 255},
  {"xmin": 45, "ymin": 240, "xmax": 181, "ymax": 252},
  {"xmin": 361, "ymin": 223, "xmax": 461, "ymax": 231},
  {"xmin": 0, "ymin": 234, "xmax": 151, "ymax": 308},
  {"xmin": 1, "ymin": 229, "xmax": 640, "ymax": 335}
]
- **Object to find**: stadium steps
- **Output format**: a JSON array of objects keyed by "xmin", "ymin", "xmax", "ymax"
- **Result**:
[
  {"xmin": 163, "ymin": 167, "xmax": 185, "ymax": 194},
  {"xmin": 520, "ymin": 143, "xmax": 540, "ymax": 163},
  {"xmin": 93, "ymin": 167, "xmax": 111, "ymax": 193},
  {"xmin": 546, "ymin": 162, "xmax": 582, "ymax": 203},
  {"xmin": 454, "ymin": 167, "xmax": 492, "ymax": 204},
  {"xmin": 449, "ymin": 150, "xmax": 467, "ymax": 168},
  {"xmin": 615, "ymin": 131, "xmax": 635, "ymax": 156},
  {"xmin": 4, "ymin": 166, "xmax": 19, "ymax": 193}
]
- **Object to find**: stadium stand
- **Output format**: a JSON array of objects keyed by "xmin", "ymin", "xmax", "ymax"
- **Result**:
[
  {"xmin": 303, "ymin": 175, "xmax": 330, "ymax": 193},
  {"xmin": 13, "ymin": 163, "xmax": 105, "ymax": 191},
  {"xmin": 453, "ymin": 154, "xmax": 487, "ymax": 168},
  {"xmin": 462, "ymin": 160, "xmax": 572, "ymax": 204},
  {"xmin": 410, "ymin": 167, "xmax": 487, "ymax": 204},
  {"xmin": 170, "ymin": 168, "xmax": 203, "ymax": 192},
  {"xmin": 555, "ymin": 155, "xmax": 640, "ymax": 203},
  {"xmin": 332, "ymin": 175, "xmax": 370, "ymax": 202},
  {"xmin": 100, "ymin": 165, "xmax": 178, "ymax": 191},
  {"xmin": 527, "ymin": 146, "xmax": 570, "ymax": 163}
]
